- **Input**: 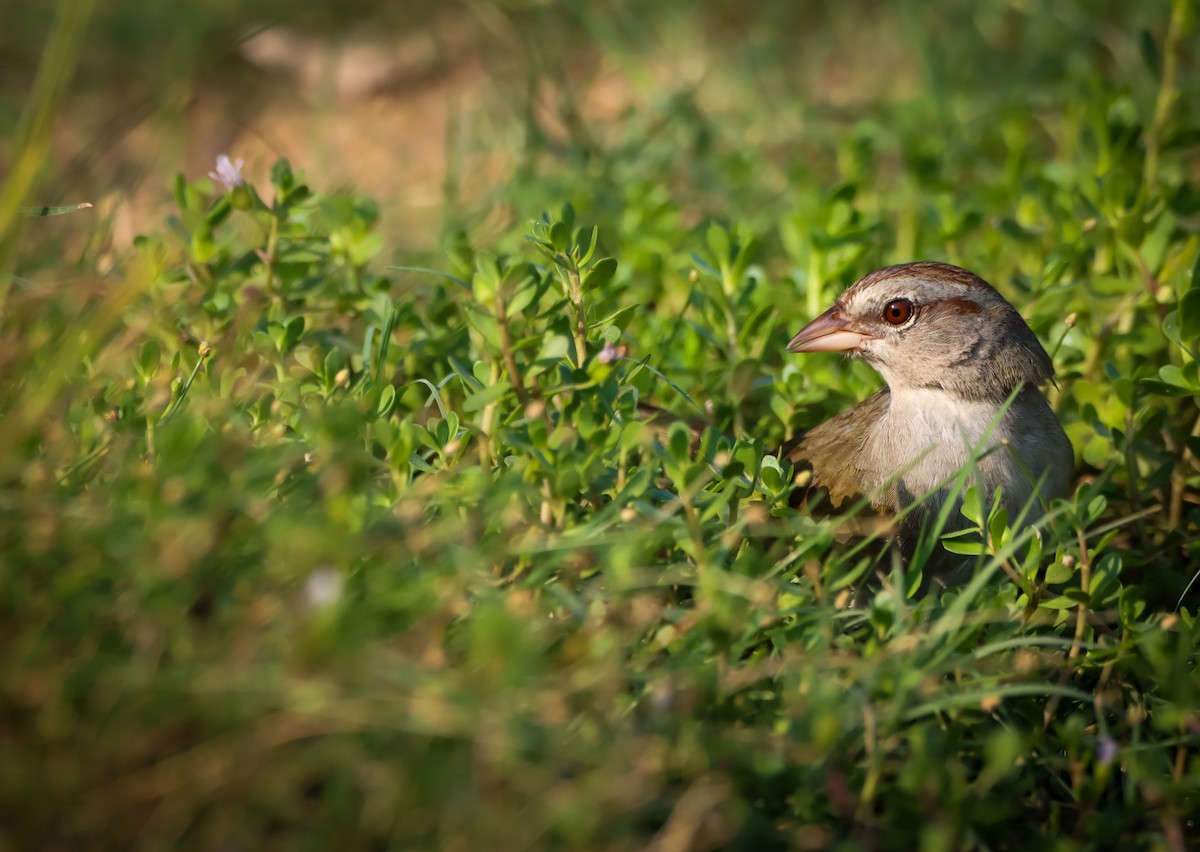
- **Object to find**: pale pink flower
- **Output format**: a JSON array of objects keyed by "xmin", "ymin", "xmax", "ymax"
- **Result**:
[{"xmin": 208, "ymin": 154, "xmax": 245, "ymax": 191}]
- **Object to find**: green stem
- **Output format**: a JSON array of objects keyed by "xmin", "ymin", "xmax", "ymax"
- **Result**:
[
  {"xmin": 1144, "ymin": 0, "xmax": 1188, "ymax": 191},
  {"xmin": 495, "ymin": 293, "xmax": 530, "ymax": 406},
  {"xmin": 806, "ymin": 251, "xmax": 824, "ymax": 318},
  {"xmin": 264, "ymin": 214, "xmax": 280, "ymax": 296},
  {"xmin": 722, "ymin": 287, "xmax": 739, "ymax": 360},
  {"xmin": 568, "ymin": 267, "xmax": 587, "ymax": 368},
  {"xmin": 159, "ymin": 351, "xmax": 209, "ymax": 424}
]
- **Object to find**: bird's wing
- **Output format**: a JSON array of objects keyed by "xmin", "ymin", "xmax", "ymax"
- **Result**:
[{"xmin": 783, "ymin": 388, "xmax": 894, "ymax": 514}]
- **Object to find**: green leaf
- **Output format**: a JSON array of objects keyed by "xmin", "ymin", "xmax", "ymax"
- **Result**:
[
  {"xmin": 1179, "ymin": 287, "xmax": 1200, "ymax": 345},
  {"xmin": 1138, "ymin": 29, "xmax": 1161, "ymax": 80},
  {"xmin": 508, "ymin": 279, "xmax": 540, "ymax": 316},
  {"xmin": 348, "ymin": 232, "xmax": 383, "ymax": 266},
  {"xmin": 589, "ymin": 303, "xmax": 640, "ymax": 332},
  {"xmin": 1118, "ymin": 586, "xmax": 1146, "ymax": 626},
  {"xmin": 579, "ymin": 226, "xmax": 599, "ymax": 266},
  {"xmin": 376, "ymin": 385, "xmax": 397, "ymax": 418},
  {"xmin": 731, "ymin": 233, "xmax": 757, "ymax": 282},
  {"xmin": 1044, "ymin": 560, "xmax": 1074, "ymax": 584},
  {"xmin": 960, "ymin": 486, "xmax": 983, "ymax": 525},
  {"xmin": 323, "ymin": 348, "xmax": 347, "ymax": 383},
  {"xmin": 448, "ymin": 356, "xmax": 484, "ymax": 392},
  {"xmin": 759, "ymin": 456, "xmax": 784, "ymax": 495},
  {"xmin": 549, "ymin": 221, "xmax": 571, "ymax": 253},
  {"xmin": 270, "ymin": 158, "xmax": 295, "ymax": 193},
  {"xmin": 462, "ymin": 304, "xmax": 501, "ymax": 350},
  {"xmin": 21, "ymin": 201, "xmax": 95, "ymax": 218},
  {"xmin": 474, "ymin": 253, "xmax": 502, "ymax": 303},
  {"xmin": 706, "ymin": 224, "xmax": 731, "ymax": 268},
  {"xmin": 1162, "ymin": 310, "xmax": 1183, "ymax": 349},
  {"xmin": 555, "ymin": 466, "xmax": 581, "ymax": 496},
  {"xmin": 1157, "ymin": 364, "xmax": 1195, "ymax": 390},
  {"xmin": 1089, "ymin": 275, "xmax": 1133, "ymax": 296},
  {"xmin": 386, "ymin": 265, "xmax": 473, "ymax": 293},
  {"xmin": 269, "ymin": 317, "xmax": 306, "ymax": 353},
  {"xmin": 1142, "ymin": 379, "xmax": 1195, "ymax": 397},
  {"xmin": 283, "ymin": 185, "xmax": 310, "ymax": 207},
  {"xmin": 172, "ymin": 173, "xmax": 188, "ymax": 212},
  {"xmin": 988, "ymin": 504, "xmax": 1009, "ymax": 550},
  {"xmin": 463, "ymin": 381, "xmax": 512, "ymax": 412},
  {"xmin": 619, "ymin": 421, "xmax": 648, "ymax": 452},
  {"xmin": 582, "ymin": 257, "xmax": 618, "ymax": 291},
  {"xmin": 534, "ymin": 335, "xmax": 570, "ymax": 364},
  {"xmin": 138, "ymin": 339, "xmax": 162, "ymax": 380},
  {"xmin": 667, "ymin": 422, "xmax": 692, "ymax": 463},
  {"xmin": 941, "ymin": 530, "xmax": 985, "ymax": 556},
  {"xmin": 408, "ymin": 452, "xmax": 437, "ymax": 474},
  {"xmin": 284, "ymin": 316, "xmax": 306, "ymax": 350},
  {"xmin": 204, "ymin": 197, "xmax": 231, "ymax": 228}
]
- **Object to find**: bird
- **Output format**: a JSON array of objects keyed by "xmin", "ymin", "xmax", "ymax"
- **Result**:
[{"xmin": 779, "ymin": 261, "xmax": 1074, "ymax": 579}]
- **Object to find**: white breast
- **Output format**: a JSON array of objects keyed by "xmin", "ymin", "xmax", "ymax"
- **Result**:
[{"xmin": 864, "ymin": 387, "xmax": 1069, "ymax": 525}]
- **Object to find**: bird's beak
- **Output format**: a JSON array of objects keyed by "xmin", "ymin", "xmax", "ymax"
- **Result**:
[{"xmin": 786, "ymin": 306, "xmax": 872, "ymax": 353}]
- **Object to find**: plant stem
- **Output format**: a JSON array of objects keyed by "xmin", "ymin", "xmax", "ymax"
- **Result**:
[
  {"xmin": 567, "ymin": 266, "xmax": 587, "ymax": 368},
  {"xmin": 160, "ymin": 349, "xmax": 209, "ymax": 424},
  {"xmin": 681, "ymin": 497, "xmax": 706, "ymax": 568},
  {"xmin": 1165, "ymin": 412, "xmax": 1200, "ymax": 531},
  {"xmin": 264, "ymin": 214, "xmax": 280, "ymax": 295},
  {"xmin": 1069, "ymin": 528, "xmax": 1093, "ymax": 663},
  {"xmin": 806, "ymin": 251, "xmax": 824, "ymax": 319},
  {"xmin": 1144, "ymin": 0, "xmax": 1189, "ymax": 191},
  {"xmin": 479, "ymin": 362, "xmax": 500, "ymax": 468},
  {"xmin": 1042, "ymin": 529, "xmax": 1093, "ymax": 730},
  {"xmin": 495, "ymin": 294, "xmax": 530, "ymax": 406}
]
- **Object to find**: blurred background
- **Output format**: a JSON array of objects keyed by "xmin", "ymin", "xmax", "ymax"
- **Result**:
[
  {"xmin": 2, "ymin": 3, "xmax": 1198, "ymax": 849},
  {"xmin": 3, "ymin": 0, "xmax": 1183, "ymax": 267}
]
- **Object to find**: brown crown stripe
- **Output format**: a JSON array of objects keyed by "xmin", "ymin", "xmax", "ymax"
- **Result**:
[{"xmin": 847, "ymin": 262, "xmax": 997, "ymax": 297}]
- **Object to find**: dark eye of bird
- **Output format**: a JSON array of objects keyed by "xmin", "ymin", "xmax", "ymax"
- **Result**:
[{"xmin": 883, "ymin": 298, "xmax": 913, "ymax": 326}]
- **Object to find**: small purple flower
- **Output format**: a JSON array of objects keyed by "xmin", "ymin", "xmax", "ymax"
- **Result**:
[
  {"xmin": 1095, "ymin": 736, "xmax": 1118, "ymax": 766},
  {"xmin": 596, "ymin": 341, "xmax": 619, "ymax": 365},
  {"xmin": 208, "ymin": 154, "xmax": 245, "ymax": 191}
]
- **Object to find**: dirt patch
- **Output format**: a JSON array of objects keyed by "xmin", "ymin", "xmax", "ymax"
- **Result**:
[{"xmin": 28, "ymin": 8, "xmax": 920, "ymax": 263}]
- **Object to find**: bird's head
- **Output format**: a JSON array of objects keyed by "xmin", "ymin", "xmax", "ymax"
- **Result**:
[{"xmin": 787, "ymin": 262, "xmax": 1055, "ymax": 401}]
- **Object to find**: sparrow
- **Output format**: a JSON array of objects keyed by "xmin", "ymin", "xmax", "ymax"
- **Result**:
[{"xmin": 782, "ymin": 261, "xmax": 1074, "ymax": 575}]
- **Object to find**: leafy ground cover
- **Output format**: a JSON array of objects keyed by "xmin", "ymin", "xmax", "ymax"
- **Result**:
[{"xmin": 2, "ymin": 0, "xmax": 1199, "ymax": 848}]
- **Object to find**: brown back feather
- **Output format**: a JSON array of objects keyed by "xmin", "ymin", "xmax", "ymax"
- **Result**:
[{"xmin": 783, "ymin": 388, "xmax": 894, "ymax": 513}]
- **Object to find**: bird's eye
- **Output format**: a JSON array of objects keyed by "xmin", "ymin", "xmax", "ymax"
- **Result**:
[{"xmin": 882, "ymin": 298, "xmax": 914, "ymax": 326}]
